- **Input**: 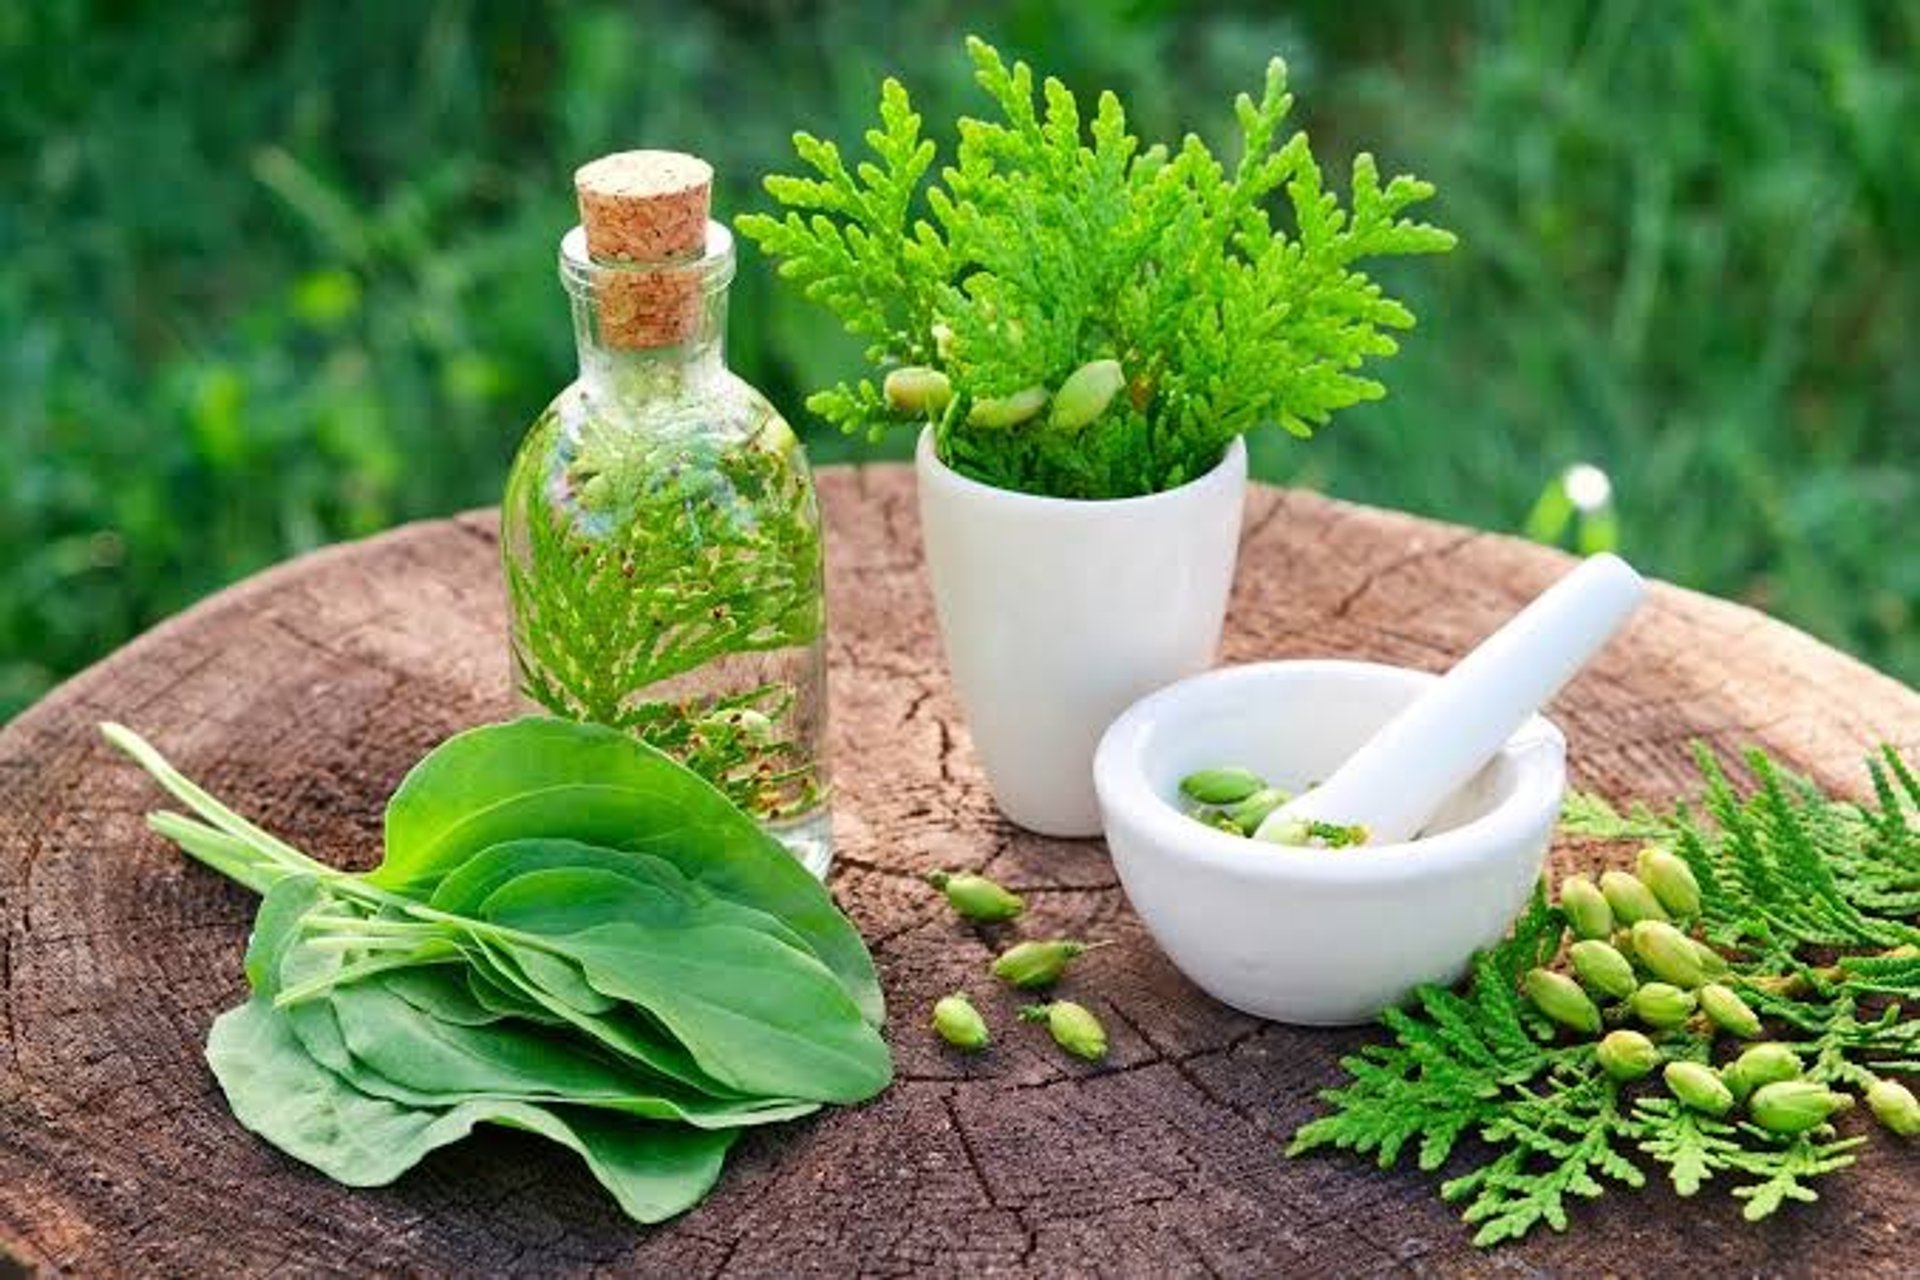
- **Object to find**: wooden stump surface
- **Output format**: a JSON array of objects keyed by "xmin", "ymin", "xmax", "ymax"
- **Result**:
[{"xmin": 3, "ymin": 466, "xmax": 1916, "ymax": 1277}]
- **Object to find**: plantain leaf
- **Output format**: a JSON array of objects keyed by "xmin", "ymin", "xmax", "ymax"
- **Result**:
[
  {"xmin": 481, "ymin": 870, "xmax": 893, "ymax": 1105},
  {"xmin": 206, "ymin": 998, "xmax": 737, "ymax": 1224},
  {"xmin": 107, "ymin": 717, "xmax": 894, "ymax": 1226},
  {"xmin": 374, "ymin": 717, "xmax": 884, "ymax": 1026}
]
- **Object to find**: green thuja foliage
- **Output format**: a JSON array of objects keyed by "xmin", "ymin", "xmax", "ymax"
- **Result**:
[
  {"xmin": 738, "ymin": 37, "xmax": 1455, "ymax": 500},
  {"xmin": 1629, "ymin": 1097, "xmax": 1865, "ymax": 1217},
  {"xmin": 1292, "ymin": 745, "xmax": 1918, "ymax": 1246},
  {"xmin": 503, "ymin": 404, "xmax": 825, "ymax": 820}
]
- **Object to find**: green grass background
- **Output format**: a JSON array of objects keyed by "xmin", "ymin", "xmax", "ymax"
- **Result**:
[{"xmin": 4, "ymin": 0, "xmax": 1914, "ymax": 720}]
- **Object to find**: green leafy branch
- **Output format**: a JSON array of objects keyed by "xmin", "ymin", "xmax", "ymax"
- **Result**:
[
  {"xmin": 504, "ymin": 408, "xmax": 825, "ymax": 819},
  {"xmin": 1287, "ymin": 888, "xmax": 1585, "ymax": 1245},
  {"xmin": 1631, "ymin": 1097, "xmax": 1865, "ymax": 1219},
  {"xmin": 738, "ymin": 36, "xmax": 1456, "ymax": 500},
  {"xmin": 1444, "ymin": 1071, "xmax": 1645, "ymax": 1246},
  {"xmin": 745, "ymin": 79, "xmax": 947, "ymax": 369},
  {"xmin": 1677, "ymin": 747, "xmax": 1918, "ymax": 959},
  {"xmin": 1290, "ymin": 744, "xmax": 1917, "ymax": 1247}
]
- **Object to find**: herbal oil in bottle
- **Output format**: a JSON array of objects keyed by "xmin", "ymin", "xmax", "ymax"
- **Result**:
[{"xmin": 501, "ymin": 151, "xmax": 831, "ymax": 875}]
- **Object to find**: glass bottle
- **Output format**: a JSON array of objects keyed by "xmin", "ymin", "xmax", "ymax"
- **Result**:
[{"xmin": 501, "ymin": 152, "xmax": 831, "ymax": 876}]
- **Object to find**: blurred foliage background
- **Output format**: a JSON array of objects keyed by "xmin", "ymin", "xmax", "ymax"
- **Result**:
[{"xmin": 3, "ymin": 0, "xmax": 1915, "ymax": 720}]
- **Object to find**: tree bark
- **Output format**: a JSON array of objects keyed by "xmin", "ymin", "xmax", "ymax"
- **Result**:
[{"xmin": 2, "ymin": 468, "xmax": 1915, "ymax": 1277}]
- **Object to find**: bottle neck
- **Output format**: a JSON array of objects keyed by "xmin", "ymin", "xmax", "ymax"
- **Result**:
[
  {"xmin": 558, "ymin": 221, "xmax": 735, "ymax": 403},
  {"xmin": 571, "ymin": 287, "xmax": 728, "ymax": 400}
]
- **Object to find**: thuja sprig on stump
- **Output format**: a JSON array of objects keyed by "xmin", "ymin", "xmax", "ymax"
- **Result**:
[{"xmin": 1290, "ymin": 744, "xmax": 1918, "ymax": 1247}]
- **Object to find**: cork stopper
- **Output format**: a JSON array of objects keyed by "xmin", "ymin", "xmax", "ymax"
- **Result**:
[
  {"xmin": 576, "ymin": 151, "xmax": 713, "ymax": 260},
  {"xmin": 573, "ymin": 150, "xmax": 716, "ymax": 348}
]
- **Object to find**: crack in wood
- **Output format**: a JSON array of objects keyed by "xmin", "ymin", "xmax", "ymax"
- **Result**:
[
  {"xmin": 1236, "ymin": 488, "xmax": 1293, "ymax": 553},
  {"xmin": 1325, "ymin": 528, "xmax": 1482, "ymax": 621}
]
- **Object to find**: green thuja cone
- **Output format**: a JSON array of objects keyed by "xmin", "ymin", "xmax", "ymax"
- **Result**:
[
  {"xmin": 1558, "ymin": 875, "xmax": 1615, "ymax": 940},
  {"xmin": 928, "ymin": 870, "xmax": 1025, "ymax": 922},
  {"xmin": 1865, "ymin": 1078, "xmax": 1920, "ymax": 1138},
  {"xmin": 1596, "ymin": 1030, "xmax": 1661, "ymax": 1081},
  {"xmin": 1724, "ymin": 1043, "xmax": 1801, "ymax": 1102},
  {"xmin": 1021, "ymin": 1001, "xmax": 1108, "ymax": 1062},
  {"xmin": 1601, "ymin": 870, "xmax": 1669, "ymax": 925},
  {"xmin": 1698, "ymin": 983, "xmax": 1762, "ymax": 1038},
  {"xmin": 1179, "ymin": 767, "xmax": 1265, "ymax": 805},
  {"xmin": 1524, "ymin": 968, "xmax": 1601, "ymax": 1034},
  {"xmin": 992, "ymin": 939, "xmax": 1106, "ymax": 990},
  {"xmin": 1630, "ymin": 982, "xmax": 1697, "ymax": 1030},
  {"xmin": 1636, "ymin": 845, "xmax": 1703, "ymax": 918},
  {"xmin": 1664, "ymin": 1061, "xmax": 1734, "ymax": 1116},
  {"xmin": 1750, "ymin": 1081, "xmax": 1852, "ymax": 1135},
  {"xmin": 1632, "ymin": 920, "xmax": 1708, "ymax": 989},
  {"xmin": 932, "ymin": 994, "xmax": 990, "ymax": 1051},
  {"xmin": 1569, "ymin": 940, "xmax": 1638, "ymax": 999}
]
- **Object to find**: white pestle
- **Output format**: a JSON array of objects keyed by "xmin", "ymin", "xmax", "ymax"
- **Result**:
[{"xmin": 1255, "ymin": 552, "xmax": 1646, "ymax": 847}]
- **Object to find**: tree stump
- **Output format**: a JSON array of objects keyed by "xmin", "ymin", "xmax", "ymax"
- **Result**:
[{"xmin": 2, "ymin": 468, "xmax": 1915, "ymax": 1278}]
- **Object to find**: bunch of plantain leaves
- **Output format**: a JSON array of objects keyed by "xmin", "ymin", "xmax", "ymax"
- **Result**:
[{"xmin": 103, "ymin": 717, "xmax": 891, "ymax": 1224}]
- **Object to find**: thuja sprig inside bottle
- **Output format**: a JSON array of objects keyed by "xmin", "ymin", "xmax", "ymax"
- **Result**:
[{"xmin": 502, "ymin": 151, "xmax": 833, "ymax": 874}]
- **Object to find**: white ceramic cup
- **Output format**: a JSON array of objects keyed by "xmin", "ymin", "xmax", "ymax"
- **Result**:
[
  {"xmin": 1094, "ymin": 660, "xmax": 1566, "ymax": 1024},
  {"xmin": 916, "ymin": 428, "xmax": 1247, "ymax": 836}
]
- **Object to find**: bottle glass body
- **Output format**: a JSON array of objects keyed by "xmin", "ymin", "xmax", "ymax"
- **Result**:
[{"xmin": 501, "ymin": 225, "xmax": 831, "ymax": 875}]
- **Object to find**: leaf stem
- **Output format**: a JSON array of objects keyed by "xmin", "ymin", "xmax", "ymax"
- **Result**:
[
  {"xmin": 103, "ymin": 724, "xmax": 328, "ymax": 883},
  {"xmin": 272, "ymin": 944, "xmax": 462, "ymax": 1007}
]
